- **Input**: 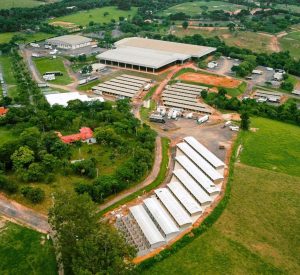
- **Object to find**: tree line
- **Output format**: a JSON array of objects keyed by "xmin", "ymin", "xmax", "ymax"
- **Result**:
[{"xmin": 201, "ymin": 88, "xmax": 300, "ymax": 126}]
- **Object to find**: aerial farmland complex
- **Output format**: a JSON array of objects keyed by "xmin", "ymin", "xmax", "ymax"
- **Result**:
[{"xmin": 0, "ymin": 0, "xmax": 299, "ymax": 274}]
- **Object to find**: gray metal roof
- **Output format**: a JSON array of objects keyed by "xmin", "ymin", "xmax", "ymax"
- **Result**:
[
  {"xmin": 166, "ymin": 86, "xmax": 200, "ymax": 96},
  {"xmin": 122, "ymin": 74, "xmax": 151, "ymax": 82},
  {"xmin": 163, "ymin": 101, "xmax": 212, "ymax": 114},
  {"xmin": 175, "ymin": 155, "xmax": 220, "ymax": 195},
  {"xmin": 167, "ymin": 182, "xmax": 202, "ymax": 216},
  {"xmin": 177, "ymin": 142, "xmax": 223, "ymax": 183},
  {"xmin": 97, "ymin": 46, "xmax": 189, "ymax": 69},
  {"xmin": 129, "ymin": 205, "xmax": 165, "ymax": 246},
  {"xmin": 173, "ymin": 169, "xmax": 212, "ymax": 205},
  {"xmin": 155, "ymin": 188, "xmax": 192, "ymax": 227},
  {"xmin": 46, "ymin": 35, "xmax": 92, "ymax": 46},
  {"xmin": 183, "ymin": 136, "xmax": 225, "ymax": 169},
  {"xmin": 143, "ymin": 198, "xmax": 179, "ymax": 237},
  {"xmin": 110, "ymin": 79, "xmax": 143, "ymax": 88},
  {"xmin": 115, "ymin": 37, "xmax": 216, "ymax": 58},
  {"xmin": 163, "ymin": 90, "xmax": 196, "ymax": 99}
]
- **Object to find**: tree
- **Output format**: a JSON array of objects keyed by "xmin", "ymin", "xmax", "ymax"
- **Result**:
[
  {"xmin": 240, "ymin": 112, "xmax": 250, "ymax": 130},
  {"xmin": 11, "ymin": 146, "xmax": 35, "ymax": 170},
  {"xmin": 228, "ymin": 22, "xmax": 236, "ymax": 33},
  {"xmin": 48, "ymin": 192, "xmax": 135, "ymax": 274},
  {"xmin": 182, "ymin": 21, "xmax": 189, "ymax": 30}
]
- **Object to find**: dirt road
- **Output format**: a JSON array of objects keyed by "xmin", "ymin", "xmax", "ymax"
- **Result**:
[
  {"xmin": 98, "ymin": 136, "xmax": 163, "ymax": 211},
  {"xmin": 0, "ymin": 194, "xmax": 49, "ymax": 233}
]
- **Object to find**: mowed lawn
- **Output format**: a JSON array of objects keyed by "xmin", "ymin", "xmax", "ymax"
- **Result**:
[
  {"xmin": 173, "ymin": 27, "xmax": 273, "ymax": 53},
  {"xmin": 159, "ymin": 1, "xmax": 246, "ymax": 16},
  {"xmin": 0, "ymin": 0, "xmax": 46, "ymax": 9},
  {"xmin": 0, "ymin": 55, "xmax": 18, "ymax": 99},
  {"xmin": 141, "ymin": 117, "xmax": 300, "ymax": 274},
  {"xmin": 280, "ymin": 31, "xmax": 300, "ymax": 60},
  {"xmin": 0, "ymin": 220, "xmax": 57, "ymax": 274},
  {"xmin": 0, "ymin": 32, "xmax": 54, "ymax": 45},
  {"xmin": 49, "ymin": 6, "xmax": 137, "ymax": 26},
  {"xmin": 34, "ymin": 57, "xmax": 72, "ymax": 85}
]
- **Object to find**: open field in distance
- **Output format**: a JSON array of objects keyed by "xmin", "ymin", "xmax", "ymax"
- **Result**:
[
  {"xmin": 158, "ymin": 1, "xmax": 246, "ymax": 16},
  {"xmin": 279, "ymin": 31, "xmax": 300, "ymax": 60},
  {"xmin": 0, "ymin": 0, "xmax": 58, "ymax": 9},
  {"xmin": 49, "ymin": 6, "xmax": 137, "ymax": 26},
  {"xmin": 0, "ymin": 32, "xmax": 55, "ymax": 45},
  {"xmin": 172, "ymin": 27, "xmax": 274, "ymax": 53}
]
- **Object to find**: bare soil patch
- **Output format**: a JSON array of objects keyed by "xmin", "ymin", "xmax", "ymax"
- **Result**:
[{"xmin": 178, "ymin": 72, "xmax": 241, "ymax": 88}]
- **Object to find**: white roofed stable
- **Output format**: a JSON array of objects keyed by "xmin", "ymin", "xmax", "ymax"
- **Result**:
[
  {"xmin": 172, "ymin": 169, "xmax": 212, "ymax": 207},
  {"xmin": 143, "ymin": 198, "xmax": 179, "ymax": 238},
  {"xmin": 177, "ymin": 142, "xmax": 223, "ymax": 184},
  {"xmin": 46, "ymin": 35, "xmax": 92, "ymax": 49},
  {"xmin": 97, "ymin": 37, "xmax": 216, "ymax": 72},
  {"xmin": 129, "ymin": 205, "xmax": 165, "ymax": 249},
  {"xmin": 184, "ymin": 136, "xmax": 225, "ymax": 173},
  {"xmin": 155, "ymin": 188, "xmax": 192, "ymax": 228},
  {"xmin": 167, "ymin": 182, "xmax": 202, "ymax": 216},
  {"xmin": 45, "ymin": 92, "xmax": 104, "ymax": 107},
  {"xmin": 175, "ymin": 155, "xmax": 220, "ymax": 196}
]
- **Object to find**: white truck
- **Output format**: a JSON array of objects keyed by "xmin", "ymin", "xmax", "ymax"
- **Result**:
[
  {"xmin": 229, "ymin": 125, "xmax": 239, "ymax": 132},
  {"xmin": 30, "ymin": 43, "xmax": 40, "ymax": 48},
  {"xmin": 79, "ymin": 79, "xmax": 87, "ymax": 85},
  {"xmin": 197, "ymin": 115, "xmax": 209, "ymax": 124},
  {"xmin": 31, "ymin": 53, "xmax": 40, "ymax": 58},
  {"xmin": 45, "ymin": 44, "xmax": 52, "ymax": 49}
]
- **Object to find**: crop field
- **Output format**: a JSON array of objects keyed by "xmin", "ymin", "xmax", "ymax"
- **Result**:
[
  {"xmin": 33, "ymin": 57, "xmax": 72, "ymax": 85},
  {"xmin": 49, "ymin": 6, "xmax": 137, "ymax": 26},
  {"xmin": 159, "ymin": 1, "xmax": 246, "ymax": 16},
  {"xmin": 141, "ymin": 117, "xmax": 300, "ymax": 274},
  {"xmin": 172, "ymin": 27, "xmax": 273, "ymax": 53},
  {"xmin": 0, "ymin": 32, "xmax": 55, "ymax": 45},
  {"xmin": 0, "ymin": 220, "xmax": 57, "ymax": 274},
  {"xmin": 279, "ymin": 31, "xmax": 300, "ymax": 60}
]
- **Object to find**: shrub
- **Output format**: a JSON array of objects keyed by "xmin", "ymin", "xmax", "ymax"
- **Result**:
[{"xmin": 21, "ymin": 186, "xmax": 45, "ymax": 204}]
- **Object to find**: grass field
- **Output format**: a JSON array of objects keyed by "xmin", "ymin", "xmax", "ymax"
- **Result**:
[
  {"xmin": 49, "ymin": 6, "xmax": 137, "ymax": 26},
  {"xmin": 172, "ymin": 27, "xmax": 273, "ymax": 53},
  {"xmin": 279, "ymin": 31, "xmax": 300, "ymax": 60},
  {"xmin": 276, "ymin": 4, "xmax": 300, "ymax": 13},
  {"xmin": 141, "ymin": 117, "xmax": 300, "ymax": 274},
  {"xmin": 0, "ymin": 0, "xmax": 50, "ymax": 9},
  {"xmin": 34, "ymin": 57, "xmax": 72, "ymax": 85},
  {"xmin": 0, "ymin": 32, "xmax": 55, "ymax": 45},
  {"xmin": 159, "ymin": 1, "xmax": 246, "ymax": 16},
  {"xmin": 0, "ymin": 55, "xmax": 18, "ymax": 99},
  {"xmin": 0, "ymin": 220, "xmax": 57, "ymax": 274}
]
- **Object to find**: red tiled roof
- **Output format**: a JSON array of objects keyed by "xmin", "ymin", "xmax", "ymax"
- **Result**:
[
  {"xmin": 0, "ymin": 107, "xmax": 8, "ymax": 116},
  {"xmin": 57, "ymin": 127, "xmax": 94, "ymax": 144}
]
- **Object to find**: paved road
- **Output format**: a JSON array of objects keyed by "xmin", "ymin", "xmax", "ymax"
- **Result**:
[
  {"xmin": 0, "ymin": 194, "xmax": 50, "ymax": 233},
  {"xmin": 98, "ymin": 136, "xmax": 163, "ymax": 211}
]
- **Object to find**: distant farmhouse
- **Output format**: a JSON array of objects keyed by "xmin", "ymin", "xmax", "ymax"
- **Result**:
[
  {"xmin": 46, "ymin": 35, "xmax": 92, "ymax": 50},
  {"xmin": 56, "ymin": 127, "xmax": 95, "ymax": 144},
  {"xmin": 97, "ymin": 37, "xmax": 216, "ymax": 73}
]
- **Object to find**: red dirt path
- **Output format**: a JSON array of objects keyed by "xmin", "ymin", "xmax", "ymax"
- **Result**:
[{"xmin": 178, "ymin": 72, "xmax": 241, "ymax": 88}]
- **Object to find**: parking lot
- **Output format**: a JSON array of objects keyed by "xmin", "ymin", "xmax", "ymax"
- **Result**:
[{"xmin": 206, "ymin": 56, "xmax": 241, "ymax": 76}]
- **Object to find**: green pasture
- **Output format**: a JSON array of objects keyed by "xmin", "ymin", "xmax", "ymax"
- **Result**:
[
  {"xmin": 0, "ymin": 32, "xmax": 55, "ymax": 45},
  {"xmin": 159, "ymin": 1, "xmax": 246, "ymax": 16},
  {"xmin": 0, "ymin": 220, "xmax": 57, "ymax": 274},
  {"xmin": 172, "ymin": 27, "xmax": 273, "ymax": 53},
  {"xmin": 49, "ymin": 6, "xmax": 137, "ymax": 26},
  {"xmin": 141, "ymin": 117, "xmax": 300, "ymax": 274},
  {"xmin": 279, "ymin": 31, "xmax": 300, "ymax": 60},
  {"xmin": 33, "ymin": 57, "xmax": 72, "ymax": 85}
]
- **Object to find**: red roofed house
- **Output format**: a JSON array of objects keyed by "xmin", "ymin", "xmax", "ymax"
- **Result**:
[
  {"xmin": 0, "ymin": 107, "xmax": 8, "ymax": 116},
  {"xmin": 57, "ymin": 127, "xmax": 96, "ymax": 144}
]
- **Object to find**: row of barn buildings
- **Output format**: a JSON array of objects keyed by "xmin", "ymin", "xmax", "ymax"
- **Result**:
[{"xmin": 114, "ymin": 136, "xmax": 225, "ymax": 255}]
